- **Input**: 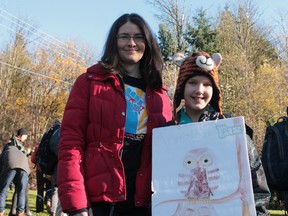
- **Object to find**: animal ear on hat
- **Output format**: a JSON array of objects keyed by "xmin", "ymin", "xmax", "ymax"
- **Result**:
[
  {"xmin": 212, "ymin": 53, "xmax": 222, "ymax": 68},
  {"xmin": 172, "ymin": 52, "xmax": 187, "ymax": 66}
]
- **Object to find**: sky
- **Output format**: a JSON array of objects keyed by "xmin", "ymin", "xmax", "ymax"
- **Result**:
[{"xmin": 0, "ymin": 0, "xmax": 286, "ymax": 60}]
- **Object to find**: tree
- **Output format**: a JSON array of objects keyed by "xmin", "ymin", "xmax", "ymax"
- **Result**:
[
  {"xmin": 158, "ymin": 24, "xmax": 177, "ymax": 61},
  {"xmin": 185, "ymin": 8, "xmax": 219, "ymax": 54},
  {"xmin": 0, "ymin": 19, "xmax": 95, "ymax": 145},
  {"xmin": 147, "ymin": 0, "xmax": 193, "ymax": 102},
  {"xmin": 217, "ymin": 1, "xmax": 277, "ymax": 73},
  {"xmin": 274, "ymin": 10, "xmax": 288, "ymax": 64},
  {"xmin": 147, "ymin": 0, "xmax": 190, "ymax": 52},
  {"xmin": 0, "ymin": 21, "xmax": 34, "ymax": 139},
  {"xmin": 215, "ymin": 0, "xmax": 285, "ymax": 152}
]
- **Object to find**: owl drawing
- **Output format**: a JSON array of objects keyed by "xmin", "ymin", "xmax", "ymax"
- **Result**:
[{"xmin": 179, "ymin": 147, "xmax": 220, "ymax": 199}]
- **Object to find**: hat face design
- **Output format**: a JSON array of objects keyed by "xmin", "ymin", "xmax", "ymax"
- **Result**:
[{"xmin": 195, "ymin": 56, "xmax": 214, "ymax": 71}]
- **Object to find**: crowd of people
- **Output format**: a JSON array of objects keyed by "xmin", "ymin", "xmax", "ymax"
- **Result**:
[
  {"xmin": 0, "ymin": 13, "xmax": 273, "ymax": 216},
  {"xmin": 0, "ymin": 119, "xmax": 64, "ymax": 216}
]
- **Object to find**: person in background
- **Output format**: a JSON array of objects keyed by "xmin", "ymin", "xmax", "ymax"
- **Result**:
[
  {"xmin": 0, "ymin": 128, "xmax": 31, "ymax": 216},
  {"xmin": 164, "ymin": 51, "xmax": 271, "ymax": 215},
  {"xmin": 31, "ymin": 142, "xmax": 52, "ymax": 213},
  {"xmin": 47, "ymin": 120, "xmax": 66, "ymax": 216},
  {"xmin": 57, "ymin": 13, "xmax": 172, "ymax": 216}
]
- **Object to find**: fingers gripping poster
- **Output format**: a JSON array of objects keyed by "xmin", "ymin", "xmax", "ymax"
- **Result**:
[{"xmin": 152, "ymin": 117, "xmax": 256, "ymax": 216}]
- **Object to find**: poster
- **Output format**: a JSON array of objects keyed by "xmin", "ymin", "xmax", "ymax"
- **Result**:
[{"xmin": 152, "ymin": 117, "xmax": 256, "ymax": 216}]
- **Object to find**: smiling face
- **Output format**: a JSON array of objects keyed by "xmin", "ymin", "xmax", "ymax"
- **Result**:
[
  {"xmin": 184, "ymin": 75, "xmax": 213, "ymax": 117},
  {"xmin": 117, "ymin": 21, "xmax": 146, "ymax": 67}
]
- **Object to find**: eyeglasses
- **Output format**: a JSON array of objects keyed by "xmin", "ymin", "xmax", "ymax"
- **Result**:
[{"xmin": 117, "ymin": 34, "xmax": 145, "ymax": 43}]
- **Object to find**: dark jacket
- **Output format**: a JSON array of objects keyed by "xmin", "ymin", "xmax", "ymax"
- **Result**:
[
  {"xmin": 49, "ymin": 123, "xmax": 60, "ymax": 186},
  {"xmin": 31, "ymin": 121, "xmax": 61, "ymax": 180},
  {"xmin": 57, "ymin": 64, "xmax": 172, "ymax": 212}
]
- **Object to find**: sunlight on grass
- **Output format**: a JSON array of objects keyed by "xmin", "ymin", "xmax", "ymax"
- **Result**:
[
  {"xmin": 269, "ymin": 209, "xmax": 287, "ymax": 216},
  {"xmin": 5, "ymin": 189, "xmax": 49, "ymax": 216}
]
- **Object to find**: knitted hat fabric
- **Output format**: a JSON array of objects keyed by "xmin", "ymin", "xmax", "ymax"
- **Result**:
[{"xmin": 172, "ymin": 51, "xmax": 223, "ymax": 117}]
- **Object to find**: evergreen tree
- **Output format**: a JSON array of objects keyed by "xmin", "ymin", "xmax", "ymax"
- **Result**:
[
  {"xmin": 158, "ymin": 24, "xmax": 177, "ymax": 61},
  {"xmin": 185, "ymin": 9, "xmax": 219, "ymax": 54}
]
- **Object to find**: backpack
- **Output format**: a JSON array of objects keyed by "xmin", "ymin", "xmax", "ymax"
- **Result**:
[
  {"xmin": 37, "ymin": 124, "xmax": 60, "ymax": 175},
  {"xmin": 261, "ymin": 108, "xmax": 288, "ymax": 191}
]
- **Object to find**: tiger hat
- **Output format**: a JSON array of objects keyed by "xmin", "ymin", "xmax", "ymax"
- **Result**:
[{"xmin": 172, "ymin": 51, "xmax": 223, "ymax": 118}]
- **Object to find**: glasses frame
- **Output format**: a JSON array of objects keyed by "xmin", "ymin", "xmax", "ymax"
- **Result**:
[{"xmin": 117, "ymin": 33, "xmax": 145, "ymax": 43}]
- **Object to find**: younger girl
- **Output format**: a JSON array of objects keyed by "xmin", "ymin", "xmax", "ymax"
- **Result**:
[{"xmin": 167, "ymin": 51, "xmax": 271, "ymax": 215}]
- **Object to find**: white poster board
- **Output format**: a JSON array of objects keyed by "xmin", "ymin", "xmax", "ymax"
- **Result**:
[{"xmin": 152, "ymin": 117, "xmax": 256, "ymax": 216}]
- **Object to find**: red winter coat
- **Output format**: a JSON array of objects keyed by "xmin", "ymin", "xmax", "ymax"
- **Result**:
[{"xmin": 57, "ymin": 64, "xmax": 172, "ymax": 213}]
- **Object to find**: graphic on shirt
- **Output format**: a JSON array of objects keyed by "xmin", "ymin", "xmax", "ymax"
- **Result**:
[
  {"xmin": 125, "ymin": 84, "xmax": 147, "ymax": 135},
  {"xmin": 126, "ymin": 88, "xmax": 144, "ymax": 114}
]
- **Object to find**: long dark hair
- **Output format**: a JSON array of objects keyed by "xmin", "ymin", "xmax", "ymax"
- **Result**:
[{"xmin": 100, "ymin": 13, "xmax": 164, "ymax": 89}]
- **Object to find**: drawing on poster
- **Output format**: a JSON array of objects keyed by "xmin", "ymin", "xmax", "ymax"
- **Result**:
[
  {"xmin": 152, "ymin": 117, "xmax": 256, "ymax": 216},
  {"xmin": 181, "ymin": 147, "xmax": 217, "ymax": 199}
]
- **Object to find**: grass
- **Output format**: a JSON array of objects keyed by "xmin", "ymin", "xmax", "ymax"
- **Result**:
[
  {"xmin": 270, "ymin": 210, "xmax": 287, "ymax": 216},
  {"xmin": 3, "ymin": 189, "xmax": 287, "ymax": 216},
  {"xmin": 5, "ymin": 189, "xmax": 49, "ymax": 216}
]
